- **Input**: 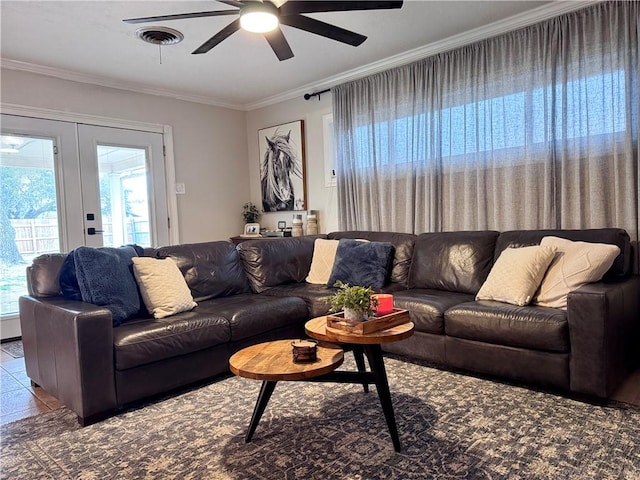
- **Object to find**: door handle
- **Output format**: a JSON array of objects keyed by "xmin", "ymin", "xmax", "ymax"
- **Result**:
[{"xmin": 87, "ymin": 227, "xmax": 104, "ymax": 235}]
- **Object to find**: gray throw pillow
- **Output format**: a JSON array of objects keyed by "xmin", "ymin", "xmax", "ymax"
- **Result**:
[{"xmin": 327, "ymin": 239, "xmax": 394, "ymax": 290}]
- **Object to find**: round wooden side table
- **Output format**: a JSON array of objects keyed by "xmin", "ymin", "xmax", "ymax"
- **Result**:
[{"xmin": 229, "ymin": 339, "xmax": 344, "ymax": 443}]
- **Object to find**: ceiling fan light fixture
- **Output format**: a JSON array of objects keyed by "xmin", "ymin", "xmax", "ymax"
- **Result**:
[{"xmin": 240, "ymin": 4, "xmax": 279, "ymax": 33}]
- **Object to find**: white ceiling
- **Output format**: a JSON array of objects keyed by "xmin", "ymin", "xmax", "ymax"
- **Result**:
[{"xmin": 1, "ymin": 1, "xmax": 590, "ymax": 111}]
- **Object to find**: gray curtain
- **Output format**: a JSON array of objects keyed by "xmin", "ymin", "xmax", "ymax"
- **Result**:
[{"xmin": 332, "ymin": 1, "xmax": 639, "ymax": 243}]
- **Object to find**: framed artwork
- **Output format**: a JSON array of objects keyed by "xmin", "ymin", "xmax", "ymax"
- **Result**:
[{"xmin": 258, "ymin": 120, "xmax": 306, "ymax": 212}]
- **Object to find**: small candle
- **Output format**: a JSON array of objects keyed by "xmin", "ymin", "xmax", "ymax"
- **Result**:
[
  {"xmin": 372, "ymin": 294, "xmax": 394, "ymax": 316},
  {"xmin": 292, "ymin": 339, "xmax": 317, "ymax": 349},
  {"xmin": 291, "ymin": 339, "xmax": 318, "ymax": 363}
]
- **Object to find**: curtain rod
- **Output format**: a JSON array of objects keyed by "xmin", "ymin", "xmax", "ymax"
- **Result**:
[{"xmin": 303, "ymin": 88, "xmax": 331, "ymax": 101}]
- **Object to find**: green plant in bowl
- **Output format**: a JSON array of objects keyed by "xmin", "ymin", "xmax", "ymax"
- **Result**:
[
  {"xmin": 242, "ymin": 202, "xmax": 261, "ymax": 223},
  {"xmin": 327, "ymin": 281, "xmax": 378, "ymax": 322}
]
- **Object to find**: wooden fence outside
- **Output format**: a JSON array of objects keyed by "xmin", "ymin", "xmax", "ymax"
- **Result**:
[{"xmin": 10, "ymin": 218, "xmax": 150, "ymax": 255}]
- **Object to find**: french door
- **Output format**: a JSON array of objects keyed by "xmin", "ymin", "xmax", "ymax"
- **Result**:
[
  {"xmin": 77, "ymin": 124, "xmax": 168, "ymax": 248},
  {"xmin": 0, "ymin": 114, "xmax": 169, "ymax": 337}
]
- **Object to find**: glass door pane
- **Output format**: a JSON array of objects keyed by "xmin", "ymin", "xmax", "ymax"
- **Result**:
[
  {"xmin": 97, "ymin": 145, "xmax": 151, "ymax": 247},
  {"xmin": 78, "ymin": 124, "xmax": 168, "ymax": 248},
  {"xmin": 0, "ymin": 134, "xmax": 61, "ymax": 316}
]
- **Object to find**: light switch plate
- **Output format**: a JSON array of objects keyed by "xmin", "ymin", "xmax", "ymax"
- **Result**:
[{"xmin": 175, "ymin": 183, "xmax": 186, "ymax": 195}]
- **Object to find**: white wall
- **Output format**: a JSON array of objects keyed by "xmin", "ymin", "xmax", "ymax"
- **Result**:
[
  {"xmin": 1, "ymin": 68, "xmax": 339, "ymax": 240},
  {"xmin": 1, "ymin": 68, "xmax": 249, "ymax": 243},
  {"xmin": 245, "ymin": 93, "xmax": 339, "ymax": 234}
]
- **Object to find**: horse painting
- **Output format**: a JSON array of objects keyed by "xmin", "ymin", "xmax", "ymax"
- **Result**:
[{"xmin": 260, "ymin": 128, "xmax": 304, "ymax": 212}]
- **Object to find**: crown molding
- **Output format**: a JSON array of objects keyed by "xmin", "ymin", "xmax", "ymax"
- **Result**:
[
  {"xmin": 242, "ymin": 0, "xmax": 597, "ymax": 110},
  {"xmin": 0, "ymin": 58, "xmax": 240, "ymax": 110},
  {"xmin": 1, "ymin": 1, "xmax": 596, "ymax": 112}
]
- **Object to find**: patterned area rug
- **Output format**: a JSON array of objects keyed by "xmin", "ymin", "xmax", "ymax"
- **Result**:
[
  {"xmin": 2, "ymin": 355, "xmax": 639, "ymax": 479},
  {"xmin": 0, "ymin": 340, "xmax": 24, "ymax": 359}
]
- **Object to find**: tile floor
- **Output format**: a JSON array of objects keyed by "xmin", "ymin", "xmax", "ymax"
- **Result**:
[
  {"xmin": 1, "ymin": 340, "xmax": 638, "ymax": 427},
  {"xmin": 1, "ymin": 342, "xmax": 63, "ymax": 426}
]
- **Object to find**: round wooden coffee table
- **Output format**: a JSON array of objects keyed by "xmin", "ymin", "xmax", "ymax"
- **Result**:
[
  {"xmin": 229, "ymin": 339, "xmax": 344, "ymax": 443},
  {"xmin": 230, "ymin": 339, "xmax": 344, "ymax": 381},
  {"xmin": 305, "ymin": 315, "xmax": 414, "ymax": 452},
  {"xmin": 305, "ymin": 315, "xmax": 414, "ymax": 344}
]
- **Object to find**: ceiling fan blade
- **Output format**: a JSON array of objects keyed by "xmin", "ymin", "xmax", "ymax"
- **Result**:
[
  {"xmin": 192, "ymin": 18, "xmax": 241, "ymax": 54},
  {"xmin": 280, "ymin": 15, "xmax": 366, "ymax": 46},
  {"xmin": 123, "ymin": 10, "xmax": 238, "ymax": 24},
  {"xmin": 280, "ymin": 1, "xmax": 402, "ymax": 15},
  {"xmin": 216, "ymin": 0, "xmax": 245, "ymax": 8},
  {"xmin": 264, "ymin": 27, "xmax": 294, "ymax": 61}
]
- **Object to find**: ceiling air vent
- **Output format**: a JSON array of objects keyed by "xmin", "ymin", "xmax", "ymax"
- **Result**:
[{"xmin": 135, "ymin": 27, "xmax": 184, "ymax": 46}]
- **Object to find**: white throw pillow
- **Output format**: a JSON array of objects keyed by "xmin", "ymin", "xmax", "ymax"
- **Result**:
[
  {"xmin": 533, "ymin": 236, "xmax": 620, "ymax": 309},
  {"xmin": 306, "ymin": 239, "xmax": 340, "ymax": 284},
  {"xmin": 132, "ymin": 257, "xmax": 197, "ymax": 319},
  {"xmin": 476, "ymin": 245, "xmax": 557, "ymax": 306}
]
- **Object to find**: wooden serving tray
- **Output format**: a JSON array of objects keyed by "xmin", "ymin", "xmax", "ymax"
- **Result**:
[{"xmin": 326, "ymin": 309, "xmax": 410, "ymax": 335}]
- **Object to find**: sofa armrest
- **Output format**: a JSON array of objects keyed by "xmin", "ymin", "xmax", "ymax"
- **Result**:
[
  {"xmin": 567, "ymin": 276, "xmax": 640, "ymax": 398},
  {"xmin": 19, "ymin": 295, "xmax": 117, "ymax": 424}
]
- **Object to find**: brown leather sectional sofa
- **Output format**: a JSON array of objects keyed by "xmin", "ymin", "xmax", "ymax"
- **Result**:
[{"xmin": 19, "ymin": 229, "xmax": 640, "ymax": 425}]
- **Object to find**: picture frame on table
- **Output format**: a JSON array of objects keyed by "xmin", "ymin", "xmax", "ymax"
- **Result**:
[
  {"xmin": 258, "ymin": 120, "xmax": 306, "ymax": 212},
  {"xmin": 243, "ymin": 223, "xmax": 261, "ymax": 237}
]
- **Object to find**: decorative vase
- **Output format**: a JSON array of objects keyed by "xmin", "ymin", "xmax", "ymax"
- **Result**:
[
  {"xmin": 307, "ymin": 210, "xmax": 318, "ymax": 235},
  {"xmin": 292, "ymin": 214, "xmax": 303, "ymax": 237},
  {"xmin": 344, "ymin": 308, "xmax": 364, "ymax": 323}
]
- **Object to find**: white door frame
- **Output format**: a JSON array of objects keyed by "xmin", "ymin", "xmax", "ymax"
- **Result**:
[
  {"xmin": 1, "ymin": 103, "xmax": 179, "ymax": 245},
  {"xmin": 1, "ymin": 104, "xmax": 179, "ymax": 340}
]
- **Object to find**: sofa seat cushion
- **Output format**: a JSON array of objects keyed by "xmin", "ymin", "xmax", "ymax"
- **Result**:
[
  {"xmin": 114, "ymin": 312, "xmax": 231, "ymax": 370},
  {"xmin": 445, "ymin": 301, "xmax": 568, "ymax": 353},
  {"xmin": 196, "ymin": 294, "xmax": 309, "ymax": 341},
  {"xmin": 393, "ymin": 289, "xmax": 475, "ymax": 334},
  {"xmin": 261, "ymin": 283, "xmax": 334, "ymax": 318}
]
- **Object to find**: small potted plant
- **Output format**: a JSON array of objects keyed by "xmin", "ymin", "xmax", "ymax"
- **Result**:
[
  {"xmin": 327, "ymin": 281, "xmax": 378, "ymax": 323},
  {"xmin": 242, "ymin": 202, "xmax": 261, "ymax": 224}
]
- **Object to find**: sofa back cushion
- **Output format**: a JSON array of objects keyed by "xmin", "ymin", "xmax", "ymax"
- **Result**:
[
  {"xmin": 495, "ymin": 228, "xmax": 631, "ymax": 277},
  {"xmin": 238, "ymin": 236, "xmax": 320, "ymax": 293},
  {"xmin": 409, "ymin": 231, "xmax": 500, "ymax": 294},
  {"xmin": 26, "ymin": 253, "xmax": 67, "ymax": 297},
  {"xmin": 155, "ymin": 241, "xmax": 250, "ymax": 301},
  {"xmin": 327, "ymin": 231, "xmax": 416, "ymax": 287}
]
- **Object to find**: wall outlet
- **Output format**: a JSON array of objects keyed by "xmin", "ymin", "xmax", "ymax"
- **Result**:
[{"xmin": 175, "ymin": 183, "xmax": 186, "ymax": 195}]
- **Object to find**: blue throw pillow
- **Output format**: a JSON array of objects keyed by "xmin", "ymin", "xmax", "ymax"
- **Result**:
[
  {"xmin": 327, "ymin": 239, "xmax": 394, "ymax": 290},
  {"xmin": 74, "ymin": 246, "xmax": 141, "ymax": 326},
  {"xmin": 59, "ymin": 250, "xmax": 82, "ymax": 301}
]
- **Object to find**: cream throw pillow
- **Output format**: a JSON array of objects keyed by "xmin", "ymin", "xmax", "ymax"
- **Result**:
[
  {"xmin": 132, "ymin": 257, "xmax": 197, "ymax": 319},
  {"xmin": 476, "ymin": 245, "xmax": 557, "ymax": 306},
  {"xmin": 306, "ymin": 239, "xmax": 340, "ymax": 284},
  {"xmin": 533, "ymin": 236, "xmax": 620, "ymax": 309}
]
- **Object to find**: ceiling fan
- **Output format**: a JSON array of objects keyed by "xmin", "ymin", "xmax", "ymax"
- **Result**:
[{"xmin": 123, "ymin": 1, "xmax": 403, "ymax": 61}]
